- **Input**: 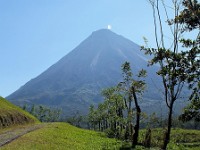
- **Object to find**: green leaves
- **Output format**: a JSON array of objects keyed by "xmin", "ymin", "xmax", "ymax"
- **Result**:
[
  {"xmin": 144, "ymin": 0, "xmax": 200, "ymax": 125},
  {"xmin": 27, "ymin": 105, "xmax": 61, "ymax": 122},
  {"xmin": 120, "ymin": 61, "xmax": 147, "ymax": 95},
  {"xmin": 121, "ymin": 61, "xmax": 133, "ymax": 83},
  {"xmin": 175, "ymin": 0, "xmax": 200, "ymax": 31},
  {"xmin": 88, "ymin": 62, "xmax": 147, "ymax": 141},
  {"xmin": 137, "ymin": 69, "xmax": 147, "ymax": 78}
]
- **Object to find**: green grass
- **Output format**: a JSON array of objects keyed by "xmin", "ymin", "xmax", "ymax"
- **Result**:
[
  {"xmin": 0, "ymin": 122, "xmax": 199, "ymax": 150},
  {"xmin": 0, "ymin": 122, "xmax": 124, "ymax": 150},
  {"xmin": 0, "ymin": 96, "xmax": 199, "ymax": 149},
  {"xmin": 0, "ymin": 97, "xmax": 39, "ymax": 128},
  {"xmin": 139, "ymin": 128, "xmax": 200, "ymax": 150}
]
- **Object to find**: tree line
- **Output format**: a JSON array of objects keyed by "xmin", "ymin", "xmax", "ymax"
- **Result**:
[{"xmin": 23, "ymin": 104, "xmax": 62, "ymax": 122}]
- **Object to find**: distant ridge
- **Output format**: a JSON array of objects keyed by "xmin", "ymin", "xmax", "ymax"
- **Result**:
[{"xmin": 7, "ymin": 29, "xmax": 162, "ymax": 116}]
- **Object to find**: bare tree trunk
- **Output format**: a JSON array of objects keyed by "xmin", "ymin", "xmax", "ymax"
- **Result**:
[
  {"xmin": 105, "ymin": 119, "xmax": 108, "ymax": 129},
  {"xmin": 143, "ymin": 128, "xmax": 151, "ymax": 148},
  {"xmin": 98, "ymin": 121, "xmax": 100, "ymax": 131},
  {"xmin": 131, "ymin": 86, "xmax": 141, "ymax": 147},
  {"xmin": 162, "ymin": 101, "xmax": 174, "ymax": 150},
  {"xmin": 125, "ymin": 94, "xmax": 132, "ymax": 140},
  {"xmin": 132, "ymin": 107, "xmax": 141, "ymax": 146}
]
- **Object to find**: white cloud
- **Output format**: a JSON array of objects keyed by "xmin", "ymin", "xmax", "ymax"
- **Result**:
[{"xmin": 107, "ymin": 25, "xmax": 112, "ymax": 30}]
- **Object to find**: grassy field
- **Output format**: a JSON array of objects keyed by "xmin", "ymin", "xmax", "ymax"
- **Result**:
[
  {"xmin": 139, "ymin": 128, "xmax": 200, "ymax": 150},
  {"xmin": 0, "ymin": 97, "xmax": 39, "ymax": 128},
  {"xmin": 0, "ymin": 122, "xmax": 199, "ymax": 150},
  {"xmin": 0, "ymin": 122, "xmax": 125, "ymax": 150},
  {"xmin": 0, "ymin": 97, "xmax": 199, "ymax": 149}
]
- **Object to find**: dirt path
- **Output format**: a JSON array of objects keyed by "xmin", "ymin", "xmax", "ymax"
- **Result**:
[{"xmin": 0, "ymin": 124, "xmax": 45, "ymax": 147}]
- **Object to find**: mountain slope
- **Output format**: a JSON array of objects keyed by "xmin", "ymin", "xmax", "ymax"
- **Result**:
[
  {"xmin": 7, "ymin": 29, "xmax": 161, "ymax": 116},
  {"xmin": 0, "ymin": 97, "xmax": 39, "ymax": 128}
]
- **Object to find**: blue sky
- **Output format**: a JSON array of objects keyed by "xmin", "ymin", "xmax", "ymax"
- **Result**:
[{"xmin": 0, "ymin": 0, "xmax": 173, "ymax": 97}]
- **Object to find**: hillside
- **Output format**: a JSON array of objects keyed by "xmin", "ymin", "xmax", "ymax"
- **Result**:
[{"xmin": 0, "ymin": 97, "xmax": 39, "ymax": 128}]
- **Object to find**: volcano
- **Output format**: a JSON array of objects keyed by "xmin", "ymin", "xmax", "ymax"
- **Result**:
[{"xmin": 7, "ymin": 29, "xmax": 162, "ymax": 116}]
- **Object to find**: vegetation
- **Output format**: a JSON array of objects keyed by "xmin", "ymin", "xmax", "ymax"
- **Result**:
[
  {"xmin": 177, "ymin": 0, "xmax": 200, "ymax": 124},
  {"xmin": 120, "ymin": 62, "xmax": 146, "ymax": 147},
  {"xmin": 141, "ymin": 0, "xmax": 200, "ymax": 149},
  {"xmin": 22, "ymin": 104, "xmax": 61, "ymax": 122},
  {"xmin": 0, "ymin": 97, "xmax": 39, "ymax": 128},
  {"xmin": 88, "ymin": 62, "xmax": 147, "ymax": 148},
  {"xmin": 0, "ymin": 122, "xmax": 125, "ymax": 150},
  {"xmin": 65, "ymin": 111, "xmax": 87, "ymax": 128},
  {"xmin": 0, "ymin": 122, "xmax": 200, "ymax": 150},
  {"xmin": 0, "ymin": 1, "xmax": 199, "ymax": 150},
  {"xmin": 139, "ymin": 128, "xmax": 200, "ymax": 149},
  {"xmin": 86, "ymin": 1, "xmax": 199, "ymax": 149}
]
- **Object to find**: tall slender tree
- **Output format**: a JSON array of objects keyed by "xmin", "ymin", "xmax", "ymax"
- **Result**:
[
  {"xmin": 119, "ymin": 62, "xmax": 146, "ymax": 147},
  {"xmin": 143, "ymin": 0, "xmax": 200, "ymax": 149}
]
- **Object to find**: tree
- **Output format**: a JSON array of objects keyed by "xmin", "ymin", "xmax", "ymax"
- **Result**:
[
  {"xmin": 101, "ymin": 87, "xmax": 125, "ymax": 138},
  {"xmin": 176, "ymin": 0, "xmax": 200, "ymax": 126},
  {"xmin": 87, "ymin": 62, "xmax": 146, "ymax": 147},
  {"xmin": 30, "ymin": 104, "xmax": 36, "ymax": 117},
  {"xmin": 143, "ymin": 0, "xmax": 200, "ymax": 149},
  {"xmin": 88, "ymin": 104, "xmax": 97, "ymax": 130},
  {"xmin": 28, "ymin": 105, "xmax": 61, "ymax": 122},
  {"xmin": 119, "ymin": 62, "xmax": 146, "ymax": 147}
]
